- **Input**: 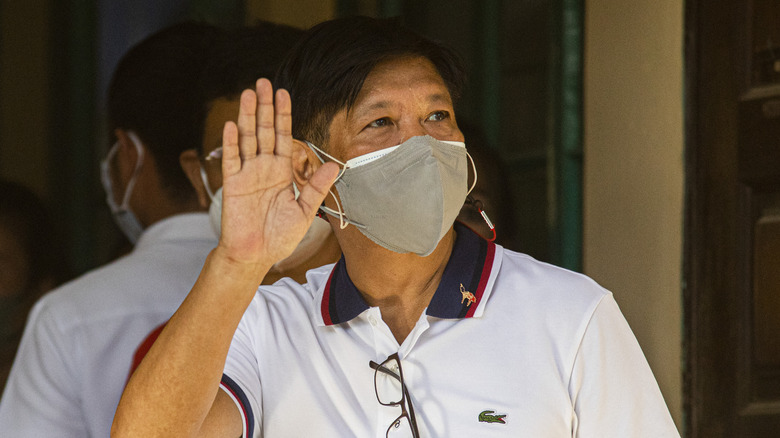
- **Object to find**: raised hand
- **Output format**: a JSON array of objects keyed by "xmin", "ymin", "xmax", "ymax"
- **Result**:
[{"xmin": 216, "ymin": 78, "xmax": 338, "ymax": 271}]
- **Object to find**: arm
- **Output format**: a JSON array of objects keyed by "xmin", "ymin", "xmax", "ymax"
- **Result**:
[{"xmin": 111, "ymin": 79, "xmax": 338, "ymax": 438}]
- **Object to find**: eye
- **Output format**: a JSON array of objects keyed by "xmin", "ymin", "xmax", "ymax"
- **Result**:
[
  {"xmin": 365, "ymin": 117, "xmax": 392, "ymax": 129},
  {"xmin": 427, "ymin": 111, "xmax": 450, "ymax": 122}
]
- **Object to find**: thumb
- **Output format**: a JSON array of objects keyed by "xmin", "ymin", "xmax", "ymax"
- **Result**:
[{"xmin": 296, "ymin": 162, "xmax": 340, "ymax": 218}]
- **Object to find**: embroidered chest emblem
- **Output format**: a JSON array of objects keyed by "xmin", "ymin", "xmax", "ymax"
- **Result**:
[
  {"xmin": 478, "ymin": 410, "xmax": 507, "ymax": 424},
  {"xmin": 460, "ymin": 283, "xmax": 476, "ymax": 307}
]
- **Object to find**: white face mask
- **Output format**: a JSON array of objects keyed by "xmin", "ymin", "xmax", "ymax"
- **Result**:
[
  {"xmin": 307, "ymin": 135, "xmax": 476, "ymax": 256},
  {"xmin": 201, "ymin": 170, "xmax": 332, "ymax": 273},
  {"xmin": 100, "ymin": 132, "xmax": 145, "ymax": 244}
]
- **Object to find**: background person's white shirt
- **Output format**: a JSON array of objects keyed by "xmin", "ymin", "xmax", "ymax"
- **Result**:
[{"xmin": 0, "ymin": 213, "xmax": 217, "ymax": 437}]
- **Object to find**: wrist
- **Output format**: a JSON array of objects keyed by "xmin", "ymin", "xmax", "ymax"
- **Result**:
[{"xmin": 207, "ymin": 246, "xmax": 274, "ymax": 289}]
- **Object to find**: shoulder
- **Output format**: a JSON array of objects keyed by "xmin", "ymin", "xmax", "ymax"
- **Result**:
[
  {"xmin": 32, "ymin": 236, "xmax": 212, "ymax": 330},
  {"xmin": 485, "ymin": 247, "xmax": 612, "ymax": 343},
  {"xmin": 495, "ymin": 248, "xmax": 609, "ymax": 306},
  {"xmin": 30, "ymin": 257, "xmax": 136, "ymax": 326},
  {"xmin": 241, "ymin": 263, "xmax": 335, "ymax": 326}
]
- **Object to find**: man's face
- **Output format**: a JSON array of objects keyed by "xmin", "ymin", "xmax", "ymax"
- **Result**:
[
  {"xmin": 317, "ymin": 56, "xmax": 465, "ymax": 245},
  {"xmin": 201, "ymin": 96, "xmax": 241, "ymax": 191},
  {"xmin": 326, "ymin": 56, "xmax": 464, "ymax": 163}
]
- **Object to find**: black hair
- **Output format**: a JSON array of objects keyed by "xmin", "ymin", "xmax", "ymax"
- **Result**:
[
  {"xmin": 107, "ymin": 21, "xmax": 224, "ymax": 204},
  {"xmin": 197, "ymin": 21, "xmax": 305, "ymax": 153},
  {"xmin": 201, "ymin": 21, "xmax": 304, "ymax": 106},
  {"xmin": 457, "ymin": 121, "xmax": 517, "ymax": 249},
  {"xmin": 275, "ymin": 16, "xmax": 467, "ymax": 148},
  {"xmin": 0, "ymin": 179, "xmax": 70, "ymax": 292}
]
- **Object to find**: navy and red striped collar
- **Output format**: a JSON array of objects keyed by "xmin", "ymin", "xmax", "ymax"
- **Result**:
[{"xmin": 319, "ymin": 222, "xmax": 498, "ymax": 326}]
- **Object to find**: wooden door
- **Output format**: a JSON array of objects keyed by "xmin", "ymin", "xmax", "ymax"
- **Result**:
[{"xmin": 686, "ymin": 0, "xmax": 780, "ymax": 436}]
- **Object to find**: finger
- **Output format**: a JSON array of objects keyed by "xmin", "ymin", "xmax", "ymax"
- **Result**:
[
  {"xmin": 237, "ymin": 89, "xmax": 258, "ymax": 160},
  {"xmin": 274, "ymin": 88, "xmax": 293, "ymax": 159},
  {"xmin": 296, "ymin": 162, "xmax": 340, "ymax": 219},
  {"xmin": 255, "ymin": 78, "xmax": 276, "ymax": 156},
  {"xmin": 222, "ymin": 122, "xmax": 241, "ymax": 177}
]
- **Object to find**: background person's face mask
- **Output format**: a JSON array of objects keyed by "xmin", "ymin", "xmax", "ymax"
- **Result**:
[
  {"xmin": 204, "ymin": 175, "xmax": 332, "ymax": 272},
  {"xmin": 100, "ymin": 132, "xmax": 145, "ymax": 244},
  {"xmin": 307, "ymin": 135, "xmax": 474, "ymax": 257}
]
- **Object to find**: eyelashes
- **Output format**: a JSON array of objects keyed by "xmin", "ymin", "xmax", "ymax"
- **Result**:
[{"xmin": 363, "ymin": 110, "xmax": 451, "ymax": 131}]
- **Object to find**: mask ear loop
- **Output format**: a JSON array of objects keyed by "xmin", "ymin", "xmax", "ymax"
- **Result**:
[
  {"xmin": 465, "ymin": 150, "xmax": 496, "ymax": 242},
  {"xmin": 466, "ymin": 150, "xmax": 477, "ymax": 195},
  {"xmin": 324, "ymin": 173, "xmax": 349, "ymax": 230},
  {"xmin": 120, "ymin": 132, "xmax": 145, "ymax": 209},
  {"xmin": 304, "ymin": 141, "xmax": 352, "ymax": 230},
  {"xmin": 202, "ymin": 146, "xmax": 224, "ymax": 202},
  {"xmin": 198, "ymin": 166, "xmax": 216, "ymax": 201}
]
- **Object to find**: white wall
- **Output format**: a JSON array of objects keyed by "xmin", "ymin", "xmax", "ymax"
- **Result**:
[{"xmin": 584, "ymin": 0, "xmax": 684, "ymax": 430}]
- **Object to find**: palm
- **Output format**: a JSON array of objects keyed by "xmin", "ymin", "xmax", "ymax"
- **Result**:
[{"xmin": 217, "ymin": 79, "xmax": 338, "ymax": 267}]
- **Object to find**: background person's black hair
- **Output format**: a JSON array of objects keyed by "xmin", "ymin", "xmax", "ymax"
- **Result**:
[
  {"xmin": 200, "ymin": 21, "xmax": 305, "ymax": 106},
  {"xmin": 197, "ymin": 21, "xmax": 305, "ymax": 154},
  {"xmin": 275, "ymin": 15, "xmax": 467, "ymax": 149},
  {"xmin": 107, "ymin": 21, "xmax": 225, "ymax": 205},
  {"xmin": 0, "ymin": 179, "xmax": 71, "ymax": 292}
]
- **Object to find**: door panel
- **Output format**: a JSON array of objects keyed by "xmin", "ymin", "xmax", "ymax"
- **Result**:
[{"xmin": 687, "ymin": 0, "xmax": 780, "ymax": 436}]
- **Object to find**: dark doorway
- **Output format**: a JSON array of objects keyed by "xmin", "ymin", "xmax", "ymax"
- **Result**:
[{"xmin": 685, "ymin": 0, "xmax": 780, "ymax": 436}]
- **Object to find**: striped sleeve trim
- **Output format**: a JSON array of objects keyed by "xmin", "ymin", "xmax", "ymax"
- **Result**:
[{"xmin": 220, "ymin": 374, "xmax": 255, "ymax": 438}]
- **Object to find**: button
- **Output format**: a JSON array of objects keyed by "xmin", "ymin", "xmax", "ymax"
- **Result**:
[{"xmin": 368, "ymin": 315, "xmax": 378, "ymax": 326}]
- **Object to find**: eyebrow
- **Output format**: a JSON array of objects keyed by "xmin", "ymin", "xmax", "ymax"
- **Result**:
[
  {"xmin": 426, "ymin": 93, "xmax": 453, "ymax": 105},
  {"xmin": 357, "ymin": 92, "xmax": 453, "ymax": 114}
]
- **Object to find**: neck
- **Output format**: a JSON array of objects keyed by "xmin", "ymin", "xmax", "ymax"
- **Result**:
[
  {"xmin": 339, "ymin": 227, "xmax": 456, "ymax": 343},
  {"xmin": 142, "ymin": 201, "xmax": 203, "ymax": 227},
  {"xmin": 128, "ymin": 151, "xmax": 206, "ymax": 228},
  {"xmin": 263, "ymin": 232, "xmax": 342, "ymax": 285}
]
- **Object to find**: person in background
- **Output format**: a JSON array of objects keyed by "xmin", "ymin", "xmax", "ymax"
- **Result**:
[
  {"xmin": 179, "ymin": 22, "xmax": 341, "ymax": 286},
  {"xmin": 455, "ymin": 120, "xmax": 517, "ymax": 249},
  {"xmin": 0, "ymin": 179, "xmax": 70, "ymax": 393},
  {"xmin": 0, "ymin": 22, "xmax": 224, "ymax": 437},
  {"xmin": 127, "ymin": 21, "xmax": 340, "ymax": 377},
  {"xmin": 113, "ymin": 16, "xmax": 679, "ymax": 437}
]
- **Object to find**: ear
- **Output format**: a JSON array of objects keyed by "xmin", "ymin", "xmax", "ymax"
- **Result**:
[
  {"xmin": 179, "ymin": 149, "xmax": 211, "ymax": 209},
  {"xmin": 291, "ymin": 139, "xmax": 322, "ymax": 189},
  {"xmin": 113, "ymin": 128, "xmax": 142, "ymax": 184}
]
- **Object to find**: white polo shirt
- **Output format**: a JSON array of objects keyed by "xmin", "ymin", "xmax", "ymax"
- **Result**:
[{"xmin": 221, "ymin": 223, "xmax": 679, "ymax": 437}]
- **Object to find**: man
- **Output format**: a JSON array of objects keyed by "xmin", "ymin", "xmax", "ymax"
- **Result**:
[
  {"xmin": 0, "ymin": 22, "xmax": 225, "ymax": 436},
  {"xmin": 114, "ymin": 16, "xmax": 680, "ymax": 437},
  {"xmin": 0, "ymin": 180, "xmax": 70, "ymax": 393}
]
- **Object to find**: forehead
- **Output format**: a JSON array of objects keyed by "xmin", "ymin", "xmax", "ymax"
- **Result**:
[
  {"xmin": 349, "ymin": 56, "xmax": 453, "ymax": 113},
  {"xmin": 323, "ymin": 56, "xmax": 459, "ymax": 157}
]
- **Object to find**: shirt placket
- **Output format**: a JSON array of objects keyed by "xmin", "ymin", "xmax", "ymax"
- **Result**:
[
  {"xmin": 366, "ymin": 307, "xmax": 401, "ymax": 437},
  {"xmin": 367, "ymin": 308, "xmax": 431, "ymax": 438}
]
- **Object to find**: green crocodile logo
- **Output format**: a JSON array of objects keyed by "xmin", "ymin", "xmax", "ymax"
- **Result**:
[{"xmin": 478, "ymin": 410, "xmax": 507, "ymax": 424}]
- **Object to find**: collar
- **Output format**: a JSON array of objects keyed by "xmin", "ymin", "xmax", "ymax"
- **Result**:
[
  {"xmin": 318, "ymin": 222, "xmax": 500, "ymax": 326},
  {"xmin": 135, "ymin": 213, "xmax": 217, "ymax": 250}
]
